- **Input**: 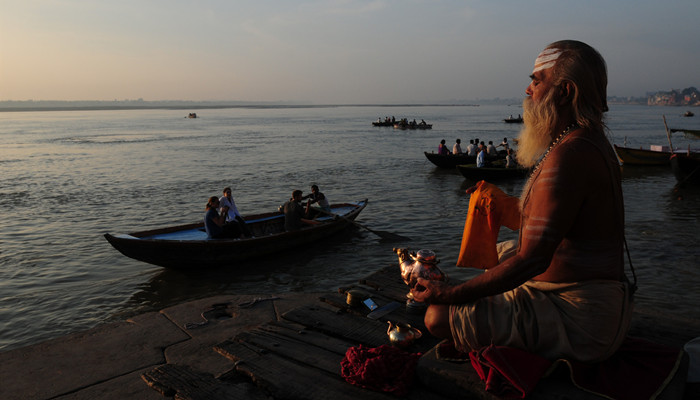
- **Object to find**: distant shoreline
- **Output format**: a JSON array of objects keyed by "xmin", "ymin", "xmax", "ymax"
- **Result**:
[{"xmin": 0, "ymin": 102, "xmax": 483, "ymax": 113}]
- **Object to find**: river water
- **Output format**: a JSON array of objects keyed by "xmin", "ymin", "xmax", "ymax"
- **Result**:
[{"xmin": 1, "ymin": 104, "xmax": 698, "ymax": 352}]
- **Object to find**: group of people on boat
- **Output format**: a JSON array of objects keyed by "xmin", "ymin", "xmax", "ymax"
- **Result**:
[
  {"xmin": 204, "ymin": 187, "xmax": 254, "ymax": 239},
  {"xmin": 281, "ymin": 185, "xmax": 330, "ymax": 232},
  {"xmin": 204, "ymin": 185, "xmax": 332, "ymax": 239},
  {"xmin": 393, "ymin": 118, "xmax": 430, "ymax": 129},
  {"xmin": 439, "ymin": 137, "xmax": 517, "ymax": 168}
]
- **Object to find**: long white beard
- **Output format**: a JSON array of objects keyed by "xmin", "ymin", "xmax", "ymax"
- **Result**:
[{"xmin": 516, "ymin": 94, "xmax": 560, "ymax": 168}]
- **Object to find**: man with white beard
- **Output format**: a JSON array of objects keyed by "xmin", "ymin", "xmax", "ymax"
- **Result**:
[{"xmin": 411, "ymin": 40, "xmax": 634, "ymax": 363}]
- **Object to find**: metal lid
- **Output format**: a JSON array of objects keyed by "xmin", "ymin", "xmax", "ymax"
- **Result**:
[{"xmin": 412, "ymin": 249, "xmax": 436, "ymax": 263}]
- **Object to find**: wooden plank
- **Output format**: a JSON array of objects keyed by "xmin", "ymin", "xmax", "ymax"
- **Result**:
[
  {"xmin": 141, "ymin": 364, "xmax": 267, "ymax": 400},
  {"xmin": 281, "ymin": 304, "xmax": 391, "ymax": 347},
  {"xmin": 215, "ymin": 337, "xmax": 395, "ymax": 400}
]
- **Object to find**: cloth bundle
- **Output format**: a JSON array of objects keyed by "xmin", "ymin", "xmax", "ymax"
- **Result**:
[{"xmin": 340, "ymin": 344, "xmax": 422, "ymax": 397}]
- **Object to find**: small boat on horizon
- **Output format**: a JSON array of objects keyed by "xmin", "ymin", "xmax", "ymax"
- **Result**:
[
  {"xmin": 105, "ymin": 200, "xmax": 368, "ymax": 269},
  {"xmin": 503, "ymin": 115, "xmax": 523, "ymax": 123}
]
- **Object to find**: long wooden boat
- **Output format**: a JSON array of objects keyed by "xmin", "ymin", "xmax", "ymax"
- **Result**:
[
  {"xmin": 670, "ymin": 128, "xmax": 700, "ymax": 139},
  {"xmin": 503, "ymin": 116, "xmax": 523, "ymax": 123},
  {"xmin": 424, "ymin": 151, "xmax": 501, "ymax": 169},
  {"xmin": 670, "ymin": 153, "xmax": 700, "ymax": 185},
  {"xmin": 613, "ymin": 145, "xmax": 671, "ymax": 166},
  {"xmin": 372, "ymin": 121, "xmax": 394, "ymax": 127},
  {"xmin": 394, "ymin": 123, "xmax": 432, "ymax": 130},
  {"xmin": 456, "ymin": 163, "xmax": 529, "ymax": 181},
  {"xmin": 104, "ymin": 200, "xmax": 368, "ymax": 269},
  {"xmin": 613, "ymin": 144, "xmax": 700, "ymax": 166}
]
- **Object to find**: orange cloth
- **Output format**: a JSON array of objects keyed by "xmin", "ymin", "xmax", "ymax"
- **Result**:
[{"xmin": 457, "ymin": 181, "xmax": 521, "ymax": 269}]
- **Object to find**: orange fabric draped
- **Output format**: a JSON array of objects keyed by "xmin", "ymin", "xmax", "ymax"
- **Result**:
[{"xmin": 456, "ymin": 181, "xmax": 521, "ymax": 269}]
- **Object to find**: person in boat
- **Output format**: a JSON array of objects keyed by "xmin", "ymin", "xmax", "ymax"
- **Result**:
[
  {"xmin": 282, "ymin": 190, "xmax": 320, "ymax": 232},
  {"xmin": 438, "ymin": 139, "xmax": 451, "ymax": 155},
  {"xmin": 498, "ymin": 137, "xmax": 510, "ymax": 153},
  {"xmin": 452, "ymin": 139, "xmax": 463, "ymax": 155},
  {"xmin": 219, "ymin": 187, "xmax": 253, "ymax": 238},
  {"xmin": 476, "ymin": 144, "xmax": 486, "ymax": 167},
  {"xmin": 505, "ymin": 148, "xmax": 516, "ymax": 168},
  {"xmin": 303, "ymin": 184, "xmax": 331, "ymax": 217},
  {"xmin": 486, "ymin": 141, "xmax": 498, "ymax": 156},
  {"xmin": 411, "ymin": 40, "xmax": 632, "ymax": 363},
  {"xmin": 466, "ymin": 140, "xmax": 476, "ymax": 156},
  {"xmin": 204, "ymin": 196, "xmax": 241, "ymax": 239}
]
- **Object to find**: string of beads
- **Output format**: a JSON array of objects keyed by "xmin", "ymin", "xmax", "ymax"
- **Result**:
[{"xmin": 529, "ymin": 123, "xmax": 580, "ymax": 177}]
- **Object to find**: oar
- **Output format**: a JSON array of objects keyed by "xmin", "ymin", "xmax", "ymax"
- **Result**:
[{"xmin": 313, "ymin": 207, "xmax": 410, "ymax": 242}]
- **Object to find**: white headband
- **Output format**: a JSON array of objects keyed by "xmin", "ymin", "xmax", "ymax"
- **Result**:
[{"xmin": 533, "ymin": 48, "xmax": 563, "ymax": 73}]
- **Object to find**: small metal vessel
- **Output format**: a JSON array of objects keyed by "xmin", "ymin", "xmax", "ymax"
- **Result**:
[{"xmin": 386, "ymin": 321, "xmax": 421, "ymax": 348}]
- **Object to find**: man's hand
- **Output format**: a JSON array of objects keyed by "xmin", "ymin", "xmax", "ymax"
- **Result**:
[{"xmin": 410, "ymin": 277, "xmax": 450, "ymax": 304}]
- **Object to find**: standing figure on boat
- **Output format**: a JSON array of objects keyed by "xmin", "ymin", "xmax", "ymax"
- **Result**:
[{"xmin": 411, "ymin": 40, "xmax": 633, "ymax": 363}]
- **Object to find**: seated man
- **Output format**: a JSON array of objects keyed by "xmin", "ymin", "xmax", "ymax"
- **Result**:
[
  {"xmin": 303, "ymin": 184, "xmax": 331, "ymax": 217},
  {"xmin": 411, "ymin": 40, "xmax": 633, "ymax": 363},
  {"xmin": 204, "ymin": 196, "xmax": 241, "ymax": 239},
  {"xmin": 282, "ymin": 190, "xmax": 320, "ymax": 232}
]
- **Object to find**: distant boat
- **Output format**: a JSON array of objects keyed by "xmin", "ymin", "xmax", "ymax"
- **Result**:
[
  {"xmin": 613, "ymin": 144, "xmax": 700, "ymax": 166},
  {"xmin": 670, "ymin": 128, "xmax": 700, "ymax": 139},
  {"xmin": 394, "ymin": 120, "xmax": 432, "ymax": 130},
  {"xmin": 372, "ymin": 121, "xmax": 394, "ymax": 127},
  {"xmin": 187, "ymin": 113, "xmax": 198, "ymax": 118},
  {"xmin": 683, "ymin": 111, "xmax": 694, "ymax": 117},
  {"xmin": 503, "ymin": 116, "xmax": 523, "ymax": 123}
]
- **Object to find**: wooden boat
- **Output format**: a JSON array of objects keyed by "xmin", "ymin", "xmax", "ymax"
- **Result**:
[
  {"xmin": 104, "ymin": 200, "xmax": 368, "ymax": 269},
  {"xmin": 424, "ymin": 152, "xmax": 476, "ymax": 168},
  {"xmin": 683, "ymin": 111, "xmax": 694, "ymax": 117},
  {"xmin": 372, "ymin": 121, "xmax": 394, "ymax": 127},
  {"xmin": 613, "ymin": 144, "xmax": 700, "ymax": 166},
  {"xmin": 613, "ymin": 144, "xmax": 672, "ymax": 166},
  {"xmin": 456, "ymin": 163, "xmax": 529, "ymax": 181},
  {"xmin": 670, "ymin": 128, "xmax": 700, "ymax": 139},
  {"xmin": 503, "ymin": 116, "xmax": 523, "ymax": 123},
  {"xmin": 670, "ymin": 153, "xmax": 700, "ymax": 185},
  {"xmin": 187, "ymin": 113, "xmax": 197, "ymax": 118},
  {"xmin": 424, "ymin": 151, "xmax": 501, "ymax": 169},
  {"xmin": 394, "ymin": 122, "xmax": 432, "ymax": 130}
]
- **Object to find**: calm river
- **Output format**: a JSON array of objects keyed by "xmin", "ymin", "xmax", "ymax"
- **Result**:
[{"xmin": 1, "ymin": 104, "xmax": 698, "ymax": 351}]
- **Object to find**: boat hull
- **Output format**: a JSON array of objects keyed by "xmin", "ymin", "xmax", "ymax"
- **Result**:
[
  {"xmin": 424, "ymin": 152, "xmax": 501, "ymax": 169},
  {"xmin": 456, "ymin": 164, "xmax": 529, "ymax": 181},
  {"xmin": 613, "ymin": 145, "xmax": 672, "ymax": 166},
  {"xmin": 105, "ymin": 200, "xmax": 367, "ymax": 269},
  {"xmin": 671, "ymin": 154, "xmax": 700, "ymax": 185}
]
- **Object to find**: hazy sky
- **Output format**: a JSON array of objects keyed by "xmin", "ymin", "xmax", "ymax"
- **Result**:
[{"xmin": 2, "ymin": 0, "xmax": 699, "ymax": 104}]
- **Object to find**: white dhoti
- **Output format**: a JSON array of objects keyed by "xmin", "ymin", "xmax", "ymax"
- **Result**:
[{"xmin": 449, "ymin": 279, "xmax": 633, "ymax": 362}]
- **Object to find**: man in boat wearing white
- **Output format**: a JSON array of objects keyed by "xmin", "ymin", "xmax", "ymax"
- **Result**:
[
  {"xmin": 219, "ymin": 187, "xmax": 252, "ymax": 237},
  {"xmin": 411, "ymin": 40, "xmax": 633, "ymax": 363}
]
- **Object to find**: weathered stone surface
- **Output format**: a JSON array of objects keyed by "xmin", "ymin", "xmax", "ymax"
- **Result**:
[
  {"xmin": 54, "ymin": 367, "xmax": 163, "ymax": 400},
  {"xmin": 0, "ymin": 312, "xmax": 188, "ymax": 400}
]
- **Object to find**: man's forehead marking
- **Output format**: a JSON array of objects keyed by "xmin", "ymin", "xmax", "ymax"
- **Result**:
[{"xmin": 533, "ymin": 48, "xmax": 562, "ymax": 73}]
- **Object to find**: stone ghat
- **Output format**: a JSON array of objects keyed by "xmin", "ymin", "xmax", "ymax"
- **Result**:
[{"xmin": 0, "ymin": 265, "xmax": 698, "ymax": 399}]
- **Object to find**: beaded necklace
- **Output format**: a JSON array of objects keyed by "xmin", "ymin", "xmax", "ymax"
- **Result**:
[{"xmin": 529, "ymin": 123, "xmax": 580, "ymax": 177}]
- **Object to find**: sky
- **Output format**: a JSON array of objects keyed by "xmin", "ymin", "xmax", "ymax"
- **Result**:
[{"xmin": 2, "ymin": 0, "xmax": 699, "ymax": 104}]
